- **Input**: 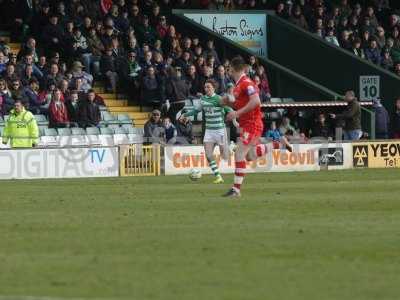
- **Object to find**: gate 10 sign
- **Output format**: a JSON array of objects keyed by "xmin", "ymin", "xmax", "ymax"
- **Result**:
[{"xmin": 359, "ymin": 75, "xmax": 380, "ymax": 100}]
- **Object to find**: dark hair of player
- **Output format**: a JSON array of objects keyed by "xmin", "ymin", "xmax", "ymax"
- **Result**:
[{"xmin": 230, "ymin": 56, "xmax": 247, "ymax": 72}]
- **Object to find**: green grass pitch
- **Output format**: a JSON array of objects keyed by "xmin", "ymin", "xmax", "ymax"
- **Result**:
[{"xmin": 0, "ymin": 169, "xmax": 399, "ymax": 300}]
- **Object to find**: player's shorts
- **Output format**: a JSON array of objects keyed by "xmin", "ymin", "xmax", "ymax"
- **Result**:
[
  {"xmin": 239, "ymin": 125, "xmax": 263, "ymax": 146},
  {"xmin": 203, "ymin": 128, "xmax": 227, "ymax": 145}
]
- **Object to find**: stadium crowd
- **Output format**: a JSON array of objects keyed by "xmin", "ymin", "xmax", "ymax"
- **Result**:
[
  {"xmin": 0, "ymin": 0, "xmax": 399, "ymax": 144},
  {"xmin": 273, "ymin": 0, "xmax": 400, "ymax": 75}
]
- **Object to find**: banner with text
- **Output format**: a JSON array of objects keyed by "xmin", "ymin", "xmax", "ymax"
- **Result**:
[
  {"xmin": 0, "ymin": 147, "xmax": 119, "ymax": 180},
  {"xmin": 353, "ymin": 141, "xmax": 400, "ymax": 168},
  {"xmin": 184, "ymin": 13, "xmax": 267, "ymax": 57}
]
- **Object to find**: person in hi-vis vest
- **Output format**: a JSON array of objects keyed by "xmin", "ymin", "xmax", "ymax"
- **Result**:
[{"xmin": 2, "ymin": 98, "xmax": 39, "ymax": 148}]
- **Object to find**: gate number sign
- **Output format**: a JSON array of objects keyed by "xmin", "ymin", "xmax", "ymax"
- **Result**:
[{"xmin": 359, "ymin": 75, "xmax": 380, "ymax": 101}]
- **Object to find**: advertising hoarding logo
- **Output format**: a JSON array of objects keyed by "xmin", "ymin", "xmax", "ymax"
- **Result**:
[
  {"xmin": 353, "ymin": 145, "xmax": 368, "ymax": 167},
  {"xmin": 319, "ymin": 148, "xmax": 343, "ymax": 166}
]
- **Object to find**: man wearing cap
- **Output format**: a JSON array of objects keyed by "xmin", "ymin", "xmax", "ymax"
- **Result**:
[
  {"xmin": 71, "ymin": 61, "xmax": 93, "ymax": 92},
  {"xmin": 2, "ymin": 99, "xmax": 39, "ymax": 148}
]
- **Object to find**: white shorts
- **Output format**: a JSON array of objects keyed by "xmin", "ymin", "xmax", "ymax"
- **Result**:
[{"xmin": 203, "ymin": 128, "xmax": 227, "ymax": 145}]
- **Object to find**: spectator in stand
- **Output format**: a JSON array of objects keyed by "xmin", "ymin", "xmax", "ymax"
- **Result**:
[
  {"xmin": 144, "ymin": 109, "xmax": 163, "ymax": 143},
  {"xmin": 45, "ymin": 63, "xmax": 64, "ymax": 88},
  {"xmin": 66, "ymin": 90, "xmax": 81, "ymax": 128},
  {"xmin": 136, "ymin": 15, "xmax": 158, "ymax": 46},
  {"xmin": 381, "ymin": 49, "xmax": 394, "ymax": 70},
  {"xmin": 0, "ymin": 51, "xmax": 6, "ymax": 74},
  {"xmin": 72, "ymin": 27, "xmax": 92, "ymax": 73},
  {"xmin": 325, "ymin": 28, "xmax": 340, "ymax": 47},
  {"xmin": 373, "ymin": 98, "xmax": 390, "ymax": 139},
  {"xmin": 375, "ymin": 26, "xmax": 386, "ymax": 49},
  {"xmin": 86, "ymin": 27, "xmax": 104, "ymax": 77},
  {"xmin": 9, "ymin": 79, "xmax": 26, "ymax": 103},
  {"xmin": 365, "ymin": 39, "xmax": 382, "ymax": 65},
  {"xmin": 120, "ymin": 51, "xmax": 141, "ymax": 103},
  {"xmin": 165, "ymin": 66, "xmax": 190, "ymax": 121},
  {"xmin": 70, "ymin": 61, "xmax": 93, "ymax": 93},
  {"xmin": 186, "ymin": 64, "xmax": 202, "ymax": 97},
  {"xmin": 352, "ymin": 38, "xmax": 365, "ymax": 59},
  {"xmin": 213, "ymin": 65, "xmax": 231, "ymax": 95},
  {"xmin": 17, "ymin": 52, "xmax": 43, "ymax": 80},
  {"xmin": 3, "ymin": 64, "xmax": 18, "ymax": 84},
  {"xmin": 289, "ymin": 5, "xmax": 309, "ymax": 30},
  {"xmin": 20, "ymin": 65, "xmax": 38, "ymax": 87},
  {"xmin": 0, "ymin": 79, "xmax": 13, "ymax": 115},
  {"xmin": 163, "ymin": 116, "xmax": 177, "ymax": 143},
  {"xmin": 176, "ymin": 115, "xmax": 193, "ymax": 144},
  {"xmin": 279, "ymin": 117, "xmax": 296, "ymax": 135},
  {"xmin": 339, "ymin": 30, "xmax": 352, "ymax": 51},
  {"xmin": 48, "ymin": 88, "xmax": 70, "ymax": 128},
  {"xmin": 330, "ymin": 90, "xmax": 362, "ymax": 141},
  {"xmin": 79, "ymin": 89, "xmax": 101, "ymax": 128},
  {"xmin": 24, "ymin": 78, "xmax": 41, "ymax": 114},
  {"xmin": 157, "ymin": 15, "xmax": 169, "ymax": 39},
  {"xmin": 311, "ymin": 112, "xmax": 333, "ymax": 139},
  {"xmin": 18, "ymin": 37, "xmax": 40, "ymax": 63},
  {"xmin": 141, "ymin": 66, "xmax": 163, "ymax": 108},
  {"xmin": 204, "ymin": 40, "xmax": 220, "ymax": 66},
  {"xmin": 265, "ymin": 121, "xmax": 282, "ymax": 141},
  {"xmin": 253, "ymin": 75, "xmax": 269, "ymax": 103},
  {"xmin": 41, "ymin": 14, "xmax": 64, "ymax": 56},
  {"xmin": 394, "ymin": 63, "xmax": 400, "ymax": 76},
  {"xmin": 391, "ymin": 98, "xmax": 400, "ymax": 138},
  {"xmin": 100, "ymin": 47, "xmax": 119, "ymax": 93},
  {"xmin": 38, "ymin": 80, "xmax": 56, "ymax": 115}
]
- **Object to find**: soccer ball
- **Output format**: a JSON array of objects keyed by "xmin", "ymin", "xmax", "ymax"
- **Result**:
[{"xmin": 189, "ymin": 168, "xmax": 202, "ymax": 181}]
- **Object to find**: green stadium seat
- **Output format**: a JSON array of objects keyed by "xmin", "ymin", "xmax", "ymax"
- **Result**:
[
  {"xmin": 44, "ymin": 128, "xmax": 58, "ymax": 136},
  {"xmin": 107, "ymin": 124, "xmax": 120, "ymax": 131},
  {"xmin": 270, "ymin": 98, "xmax": 282, "ymax": 103},
  {"xmin": 4, "ymin": 115, "xmax": 9, "ymax": 122},
  {"xmin": 117, "ymin": 114, "xmax": 132, "ymax": 125},
  {"xmin": 71, "ymin": 127, "xmax": 86, "ymax": 135},
  {"xmin": 100, "ymin": 127, "xmax": 114, "ymax": 135},
  {"xmin": 99, "ymin": 105, "xmax": 107, "ymax": 111},
  {"xmin": 38, "ymin": 126, "xmax": 48, "ymax": 136},
  {"xmin": 34, "ymin": 114, "xmax": 49, "ymax": 126},
  {"xmin": 86, "ymin": 127, "xmax": 100, "ymax": 135},
  {"xmin": 114, "ymin": 127, "xmax": 127, "ymax": 134},
  {"xmin": 122, "ymin": 124, "xmax": 134, "ymax": 131},
  {"xmin": 57, "ymin": 128, "xmax": 72, "ymax": 136},
  {"xmin": 0, "ymin": 126, "xmax": 3, "ymax": 136}
]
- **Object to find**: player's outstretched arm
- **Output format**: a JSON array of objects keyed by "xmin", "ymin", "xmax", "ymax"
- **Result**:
[{"xmin": 220, "ymin": 94, "xmax": 235, "ymax": 108}]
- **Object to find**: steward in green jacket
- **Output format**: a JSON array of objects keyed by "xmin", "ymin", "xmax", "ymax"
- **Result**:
[{"xmin": 2, "ymin": 99, "xmax": 39, "ymax": 148}]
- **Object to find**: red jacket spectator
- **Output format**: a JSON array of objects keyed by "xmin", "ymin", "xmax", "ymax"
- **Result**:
[{"xmin": 49, "ymin": 89, "xmax": 69, "ymax": 128}]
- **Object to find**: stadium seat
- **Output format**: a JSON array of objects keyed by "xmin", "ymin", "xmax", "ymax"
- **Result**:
[
  {"xmin": 99, "ymin": 127, "xmax": 114, "ymax": 146},
  {"xmin": 122, "ymin": 124, "xmax": 134, "ymax": 131},
  {"xmin": 34, "ymin": 114, "xmax": 49, "ymax": 126},
  {"xmin": 71, "ymin": 127, "xmax": 86, "ymax": 135},
  {"xmin": 114, "ymin": 127, "xmax": 127, "ymax": 134},
  {"xmin": 44, "ymin": 128, "xmax": 58, "ymax": 136},
  {"xmin": 270, "ymin": 98, "xmax": 282, "ymax": 103},
  {"xmin": 100, "ymin": 127, "xmax": 114, "ymax": 135},
  {"xmin": 113, "ymin": 133, "xmax": 129, "ymax": 145},
  {"xmin": 117, "ymin": 114, "xmax": 132, "ymax": 125},
  {"xmin": 41, "ymin": 128, "xmax": 59, "ymax": 147},
  {"xmin": 192, "ymin": 98, "xmax": 201, "ymax": 109},
  {"xmin": 107, "ymin": 124, "xmax": 120, "ymax": 130},
  {"xmin": 0, "ymin": 126, "xmax": 3, "ymax": 136},
  {"xmin": 57, "ymin": 128, "xmax": 72, "ymax": 136},
  {"xmin": 86, "ymin": 127, "xmax": 100, "ymax": 135},
  {"xmin": 99, "ymin": 105, "xmax": 107, "ymax": 111},
  {"xmin": 38, "ymin": 126, "xmax": 47, "ymax": 136},
  {"xmin": 4, "ymin": 115, "xmax": 9, "ymax": 122},
  {"xmin": 0, "ymin": 115, "xmax": 3, "ymax": 126},
  {"xmin": 126, "ymin": 127, "xmax": 144, "ymax": 135},
  {"xmin": 127, "ymin": 133, "xmax": 144, "ymax": 144}
]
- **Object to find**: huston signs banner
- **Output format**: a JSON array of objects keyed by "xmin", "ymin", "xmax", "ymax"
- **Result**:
[
  {"xmin": 0, "ymin": 147, "xmax": 119, "ymax": 180},
  {"xmin": 184, "ymin": 13, "xmax": 267, "ymax": 57}
]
